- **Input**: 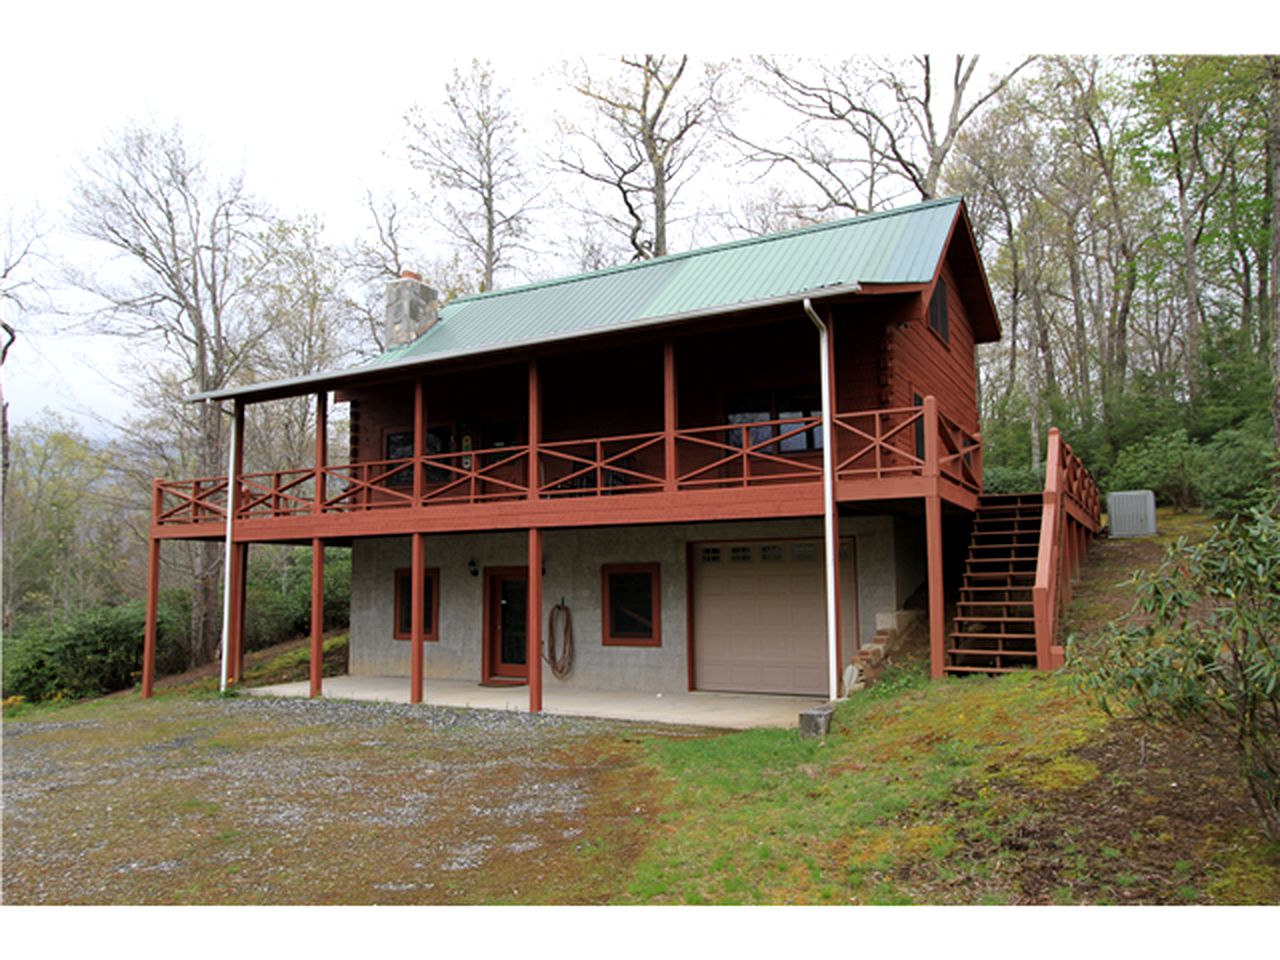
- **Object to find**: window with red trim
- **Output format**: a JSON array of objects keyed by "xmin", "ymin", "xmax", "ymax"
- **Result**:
[
  {"xmin": 393, "ymin": 567, "xmax": 440, "ymax": 641},
  {"xmin": 602, "ymin": 563, "xmax": 661, "ymax": 647}
]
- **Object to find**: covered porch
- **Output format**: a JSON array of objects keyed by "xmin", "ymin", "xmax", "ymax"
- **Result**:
[{"xmin": 244, "ymin": 674, "xmax": 826, "ymax": 730}]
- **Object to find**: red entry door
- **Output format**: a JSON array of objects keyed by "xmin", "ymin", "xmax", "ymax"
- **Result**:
[{"xmin": 485, "ymin": 569, "xmax": 528, "ymax": 681}]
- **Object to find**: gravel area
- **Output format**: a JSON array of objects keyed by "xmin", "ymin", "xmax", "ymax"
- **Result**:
[{"xmin": 2, "ymin": 695, "xmax": 696, "ymax": 904}]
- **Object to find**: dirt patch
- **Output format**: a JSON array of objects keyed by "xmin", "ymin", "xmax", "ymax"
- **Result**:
[{"xmin": 917, "ymin": 718, "xmax": 1280, "ymax": 904}]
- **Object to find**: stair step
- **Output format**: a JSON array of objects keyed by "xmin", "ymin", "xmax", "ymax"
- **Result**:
[
  {"xmin": 943, "ymin": 665, "xmax": 1026, "ymax": 674},
  {"xmin": 954, "ymin": 616, "xmax": 1036, "ymax": 624},
  {"xmin": 947, "ymin": 650, "xmax": 1044, "ymax": 660},
  {"xmin": 951, "ymin": 631, "xmax": 1037, "ymax": 640}
]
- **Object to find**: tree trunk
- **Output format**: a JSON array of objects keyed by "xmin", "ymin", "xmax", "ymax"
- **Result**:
[{"xmin": 1268, "ymin": 56, "xmax": 1280, "ymax": 499}]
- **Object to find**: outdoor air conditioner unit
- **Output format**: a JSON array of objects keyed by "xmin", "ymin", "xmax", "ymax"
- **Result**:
[{"xmin": 1107, "ymin": 490, "xmax": 1157, "ymax": 538}]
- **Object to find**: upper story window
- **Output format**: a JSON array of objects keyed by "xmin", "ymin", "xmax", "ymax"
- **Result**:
[
  {"xmin": 928, "ymin": 278, "xmax": 949, "ymax": 343},
  {"xmin": 725, "ymin": 386, "xmax": 823, "ymax": 451}
]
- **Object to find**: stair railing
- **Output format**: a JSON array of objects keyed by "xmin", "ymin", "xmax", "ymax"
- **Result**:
[{"xmin": 1032, "ymin": 429, "xmax": 1065, "ymax": 670}]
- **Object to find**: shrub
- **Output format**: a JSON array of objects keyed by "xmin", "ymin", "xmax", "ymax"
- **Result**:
[
  {"xmin": 1072, "ymin": 507, "xmax": 1280, "ymax": 840},
  {"xmin": 2, "ymin": 600, "xmax": 186, "ymax": 702},
  {"xmin": 1194, "ymin": 422, "xmax": 1275, "ymax": 519},
  {"xmin": 1105, "ymin": 428, "xmax": 1203, "ymax": 508},
  {"xmin": 983, "ymin": 463, "xmax": 1044, "ymax": 494}
]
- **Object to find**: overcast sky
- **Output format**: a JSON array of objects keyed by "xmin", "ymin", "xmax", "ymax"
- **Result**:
[{"xmin": 0, "ymin": 1, "xmax": 1257, "ymax": 438}]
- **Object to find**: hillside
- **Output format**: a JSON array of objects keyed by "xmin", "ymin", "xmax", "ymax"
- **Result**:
[{"xmin": 3, "ymin": 509, "xmax": 1277, "ymax": 905}]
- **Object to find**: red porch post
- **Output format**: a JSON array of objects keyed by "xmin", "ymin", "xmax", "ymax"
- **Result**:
[
  {"xmin": 413, "ymin": 378, "xmax": 425, "ymax": 505},
  {"xmin": 528, "ymin": 360, "xmax": 540, "ymax": 500},
  {"xmin": 528, "ymin": 527, "xmax": 543, "ymax": 713},
  {"xmin": 411, "ymin": 532, "xmax": 425, "ymax": 704},
  {"xmin": 926, "ymin": 493, "xmax": 946, "ymax": 679},
  {"xmin": 310, "ymin": 538, "xmax": 324, "ymax": 698},
  {"xmin": 922, "ymin": 396, "xmax": 945, "ymax": 679},
  {"xmin": 141, "ymin": 480, "xmax": 161, "ymax": 698},
  {"xmin": 228, "ymin": 542, "xmax": 247, "ymax": 683},
  {"xmin": 663, "ymin": 339, "xmax": 677, "ymax": 493}
]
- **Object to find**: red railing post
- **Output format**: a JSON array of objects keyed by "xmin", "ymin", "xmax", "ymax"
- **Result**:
[
  {"xmin": 528, "ymin": 360, "xmax": 540, "ymax": 500},
  {"xmin": 922, "ymin": 396, "xmax": 940, "ymax": 479},
  {"xmin": 310, "ymin": 538, "xmax": 324, "ymax": 698},
  {"xmin": 1034, "ymin": 429, "xmax": 1063, "ymax": 670},
  {"xmin": 663, "ymin": 339, "xmax": 677, "ymax": 493},
  {"xmin": 315, "ymin": 391, "xmax": 327, "ymax": 515}
]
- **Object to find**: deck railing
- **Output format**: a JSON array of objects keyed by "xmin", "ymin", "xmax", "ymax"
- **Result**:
[
  {"xmin": 1033, "ymin": 428, "xmax": 1102, "ymax": 669},
  {"xmin": 152, "ymin": 399, "xmax": 985, "ymax": 528}
]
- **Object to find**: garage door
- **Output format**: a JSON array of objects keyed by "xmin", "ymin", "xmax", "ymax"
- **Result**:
[{"xmin": 693, "ymin": 539, "xmax": 857, "ymax": 696}]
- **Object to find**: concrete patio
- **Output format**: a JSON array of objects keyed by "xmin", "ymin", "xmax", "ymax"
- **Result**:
[{"xmin": 245, "ymin": 675, "xmax": 828, "ymax": 730}]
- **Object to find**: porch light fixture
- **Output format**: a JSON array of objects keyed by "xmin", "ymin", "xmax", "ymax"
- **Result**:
[{"xmin": 468, "ymin": 559, "xmax": 479, "ymax": 577}]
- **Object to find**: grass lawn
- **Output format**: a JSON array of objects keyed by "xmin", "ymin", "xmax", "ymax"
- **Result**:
[{"xmin": 4, "ymin": 509, "xmax": 1277, "ymax": 904}]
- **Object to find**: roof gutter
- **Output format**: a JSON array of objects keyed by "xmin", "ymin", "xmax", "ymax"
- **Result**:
[{"xmin": 188, "ymin": 282, "xmax": 868, "ymax": 405}]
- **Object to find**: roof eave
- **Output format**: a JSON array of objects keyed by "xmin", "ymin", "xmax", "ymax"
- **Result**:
[{"xmin": 188, "ymin": 281, "xmax": 866, "ymax": 405}]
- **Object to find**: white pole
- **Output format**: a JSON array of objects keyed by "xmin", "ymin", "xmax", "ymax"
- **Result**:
[
  {"xmin": 218, "ymin": 404, "xmax": 238, "ymax": 694},
  {"xmin": 804, "ymin": 297, "xmax": 845, "ymax": 701}
]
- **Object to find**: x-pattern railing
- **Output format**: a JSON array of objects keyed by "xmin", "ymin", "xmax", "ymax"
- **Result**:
[
  {"xmin": 675, "ymin": 416, "xmax": 823, "ymax": 489},
  {"xmin": 420, "ymin": 445, "xmax": 529, "ymax": 504},
  {"xmin": 832, "ymin": 406, "xmax": 925, "ymax": 481},
  {"xmin": 238, "ymin": 468, "xmax": 317, "ymax": 519},
  {"xmin": 156, "ymin": 476, "xmax": 228, "ymax": 525},
  {"xmin": 540, "ymin": 432, "xmax": 664, "ymax": 496},
  {"xmin": 154, "ymin": 401, "xmax": 991, "ymax": 527}
]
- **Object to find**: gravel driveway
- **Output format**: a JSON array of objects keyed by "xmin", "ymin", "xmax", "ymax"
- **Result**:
[{"xmin": 2, "ymin": 696, "xmax": 701, "ymax": 904}]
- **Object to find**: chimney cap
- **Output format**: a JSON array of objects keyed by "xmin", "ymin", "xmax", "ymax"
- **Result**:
[{"xmin": 400, "ymin": 269, "xmax": 423, "ymax": 281}]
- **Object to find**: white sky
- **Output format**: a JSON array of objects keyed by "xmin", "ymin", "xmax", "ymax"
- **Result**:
[{"xmin": 0, "ymin": 0, "xmax": 1256, "ymax": 438}]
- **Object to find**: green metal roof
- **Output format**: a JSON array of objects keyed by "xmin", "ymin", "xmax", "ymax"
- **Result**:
[
  {"xmin": 375, "ymin": 196, "xmax": 964, "ymax": 367},
  {"xmin": 192, "ymin": 196, "xmax": 982, "ymax": 404}
]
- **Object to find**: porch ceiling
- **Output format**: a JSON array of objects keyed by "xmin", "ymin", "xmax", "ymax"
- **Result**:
[{"xmin": 244, "ymin": 675, "xmax": 827, "ymax": 730}]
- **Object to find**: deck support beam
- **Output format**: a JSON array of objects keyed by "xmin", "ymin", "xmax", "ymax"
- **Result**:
[
  {"xmin": 142, "ymin": 483, "xmax": 162, "ymax": 698},
  {"xmin": 528, "ymin": 527, "xmax": 543, "ymax": 713},
  {"xmin": 926, "ymin": 493, "xmax": 946, "ymax": 679},
  {"xmin": 310, "ymin": 538, "xmax": 324, "ymax": 698},
  {"xmin": 411, "ymin": 531, "xmax": 425, "ymax": 704},
  {"xmin": 228, "ymin": 541, "xmax": 247, "ymax": 682}
]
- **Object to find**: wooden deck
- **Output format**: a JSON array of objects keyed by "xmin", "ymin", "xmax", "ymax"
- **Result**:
[{"xmin": 151, "ymin": 399, "xmax": 983, "ymax": 542}]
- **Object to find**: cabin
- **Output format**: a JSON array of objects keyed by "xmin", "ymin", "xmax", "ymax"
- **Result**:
[{"xmin": 141, "ymin": 196, "xmax": 1101, "ymax": 716}]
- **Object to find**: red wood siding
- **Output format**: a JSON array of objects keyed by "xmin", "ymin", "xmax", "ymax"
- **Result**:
[{"xmin": 882, "ymin": 255, "xmax": 980, "ymax": 433}]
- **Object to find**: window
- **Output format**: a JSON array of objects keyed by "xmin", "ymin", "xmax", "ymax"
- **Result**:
[
  {"xmin": 384, "ymin": 430, "xmax": 414, "ymax": 487},
  {"xmin": 393, "ymin": 567, "xmax": 440, "ymax": 641},
  {"xmin": 928, "ymin": 277, "xmax": 949, "ymax": 343},
  {"xmin": 724, "ymin": 386, "xmax": 823, "ymax": 451},
  {"xmin": 602, "ymin": 563, "xmax": 661, "ymax": 647}
]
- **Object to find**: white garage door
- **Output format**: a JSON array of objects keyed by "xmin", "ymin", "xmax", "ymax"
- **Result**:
[{"xmin": 693, "ymin": 539, "xmax": 857, "ymax": 696}]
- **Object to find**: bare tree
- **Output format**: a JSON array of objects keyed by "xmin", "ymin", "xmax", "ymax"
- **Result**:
[
  {"xmin": 68, "ymin": 122, "xmax": 268, "ymax": 665},
  {"xmin": 559, "ymin": 55, "xmax": 726, "ymax": 260},
  {"xmin": 741, "ymin": 55, "xmax": 1036, "ymax": 214},
  {"xmin": 406, "ymin": 60, "xmax": 533, "ymax": 292}
]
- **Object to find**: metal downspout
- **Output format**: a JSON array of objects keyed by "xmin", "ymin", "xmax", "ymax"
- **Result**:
[
  {"xmin": 804, "ymin": 296, "xmax": 843, "ymax": 701},
  {"xmin": 215, "ymin": 401, "xmax": 239, "ymax": 694}
]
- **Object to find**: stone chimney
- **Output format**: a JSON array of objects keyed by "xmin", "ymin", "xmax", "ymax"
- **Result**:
[{"xmin": 384, "ymin": 270, "xmax": 439, "ymax": 348}]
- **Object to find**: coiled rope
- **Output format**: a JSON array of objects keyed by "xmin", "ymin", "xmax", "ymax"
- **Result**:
[{"xmin": 544, "ymin": 600, "xmax": 574, "ymax": 680}]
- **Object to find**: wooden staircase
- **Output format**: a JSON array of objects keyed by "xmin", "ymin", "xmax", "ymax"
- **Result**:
[{"xmin": 946, "ymin": 493, "xmax": 1043, "ymax": 675}]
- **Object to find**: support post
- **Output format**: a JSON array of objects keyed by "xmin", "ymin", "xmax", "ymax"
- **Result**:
[
  {"xmin": 410, "ymin": 532, "xmax": 425, "ymax": 704},
  {"xmin": 413, "ymin": 378, "xmax": 425, "ymax": 505},
  {"xmin": 228, "ymin": 541, "xmax": 247, "ymax": 683},
  {"xmin": 142, "ymin": 482, "xmax": 161, "ymax": 699},
  {"xmin": 663, "ymin": 339, "xmax": 677, "ymax": 492},
  {"xmin": 804, "ymin": 298, "xmax": 841, "ymax": 700},
  {"xmin": 926, "ymin": 494, "xmax": 946, "ymax": 679},
  {"xmin": 310, "ymin": 538, "xmax": 324, "ymax": 698},
  {"xmin": 528, "ymin": 527, "xmax": 543, "ymax": 713},
  {"xmin": 528, "ymin": 360, "xmax": 540, "ymax": 500},
  {"xmin": 315, "ymin": 391, "xmax": 327, "ymax": 514}
]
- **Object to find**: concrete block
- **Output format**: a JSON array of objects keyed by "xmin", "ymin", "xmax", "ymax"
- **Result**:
[{"xmin": 799, "ymin": 703, "xmax": 835, "ymax": 738}]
